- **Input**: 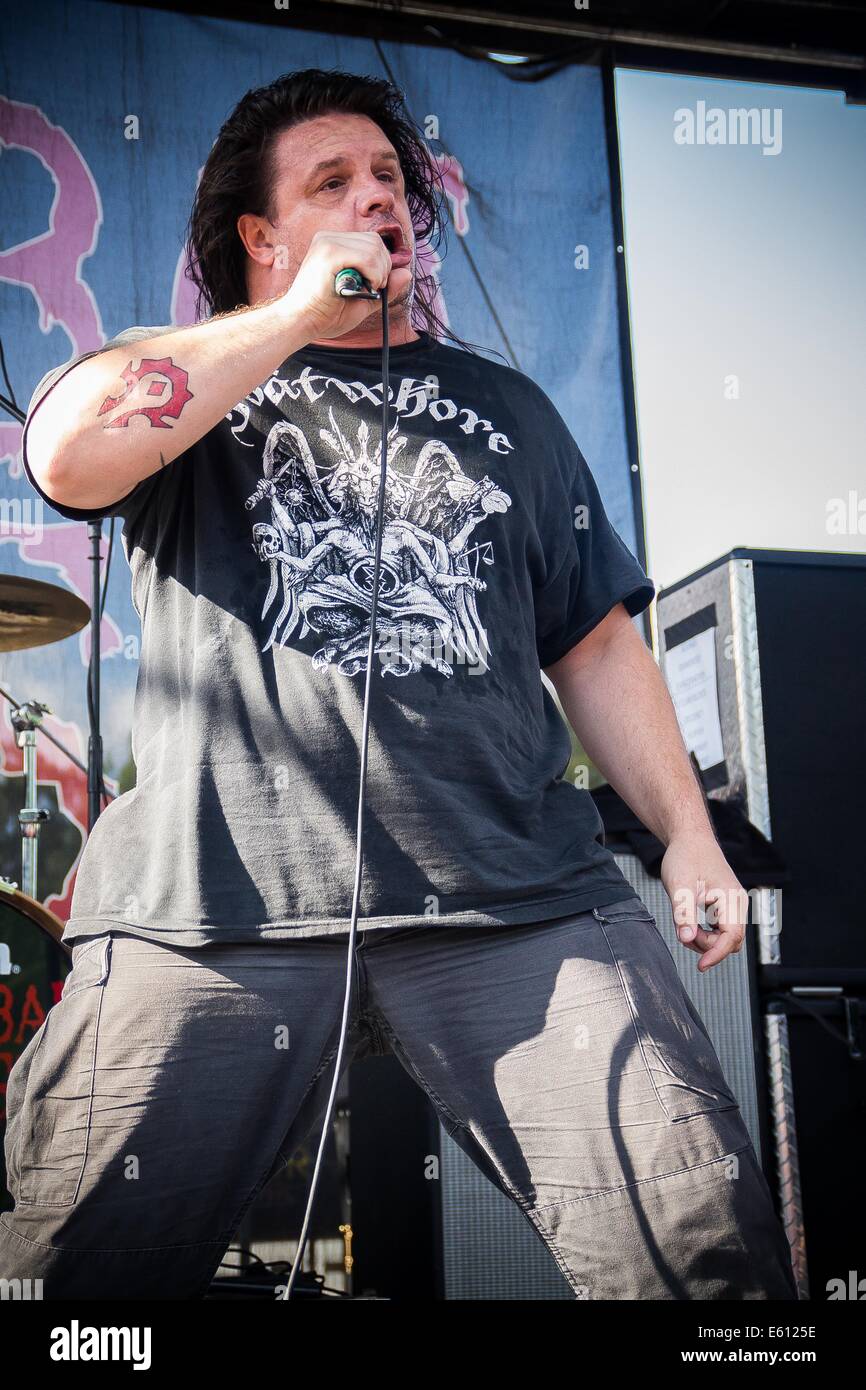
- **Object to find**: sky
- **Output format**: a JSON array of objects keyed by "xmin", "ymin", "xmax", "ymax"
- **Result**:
[{"xmin": 613, "ymin": 67, "xmax": 866, "ymax": 596}]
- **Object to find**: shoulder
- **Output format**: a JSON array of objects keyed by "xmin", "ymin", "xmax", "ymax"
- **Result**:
[
  {"xmin": 99, "ymin": 324, "xmax": 177, "ymax": 352},
  {"xmin": 426, "ymin": 338, "xmax": 566, "ymax": 421}
]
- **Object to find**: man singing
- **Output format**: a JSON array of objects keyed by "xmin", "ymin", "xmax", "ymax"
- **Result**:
[{"xmin": 2, "ymin": 68, "xmax": 797, "ymax": 1301}]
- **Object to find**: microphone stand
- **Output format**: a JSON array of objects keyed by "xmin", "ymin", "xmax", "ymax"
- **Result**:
[{"xmin": 86, "ymin": 520, "xmax": 105, "ymax": 833}]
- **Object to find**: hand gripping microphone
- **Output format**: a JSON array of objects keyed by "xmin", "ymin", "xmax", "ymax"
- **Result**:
[
  {"xmin": 282, "ymin": 268, "xmax": 391, "ymax": 1300},
  {"xmin": 333, "ymin": 266, "xmax": 381, "ymax": 300}
]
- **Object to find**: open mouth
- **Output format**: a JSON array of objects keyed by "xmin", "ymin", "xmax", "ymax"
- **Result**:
[
  {"xmin": 376, "ymin": 224, "xmax": 412, "ymax": 267},
  {"xmin": 377, "ymin": 224, "xmax": 401, "ymax": 252}
]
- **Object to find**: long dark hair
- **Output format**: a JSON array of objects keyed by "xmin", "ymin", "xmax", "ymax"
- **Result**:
[{"xmin": 184, "ymin": 67, "xmax": 486, "ymax": 355}]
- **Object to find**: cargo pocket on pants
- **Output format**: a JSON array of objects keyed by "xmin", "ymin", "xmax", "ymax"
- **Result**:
[
  {"xmin": 8, "ymin": 934, "xmax": 113, "ymax": 1207},
  {"xmin": 593, "ymin": 898, "xmax": 740, "ymax": 1123}
]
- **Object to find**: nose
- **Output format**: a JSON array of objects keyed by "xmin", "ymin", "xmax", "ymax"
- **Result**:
[{"xmin": 357, "ymin": 172, "xmax": 396, "ymax": 219}]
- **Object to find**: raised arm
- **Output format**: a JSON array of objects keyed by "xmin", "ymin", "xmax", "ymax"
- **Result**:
[{"xmin": 25, "ymin": 228, "xmax": 398, "ymax": 512}]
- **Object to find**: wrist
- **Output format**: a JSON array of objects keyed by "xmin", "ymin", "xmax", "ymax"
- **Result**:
[
  {"xmin": 663, "ymin": 819, "xmax": 718, "ymax": 850},
  {"xmin": 260, "ymin": 293, "xmax": 318, "ymax": 357}
]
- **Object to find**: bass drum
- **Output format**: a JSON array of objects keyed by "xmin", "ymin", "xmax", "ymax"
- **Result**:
[{"xmin": 0, "ymin": 887, "xmax": 71, "ymax": 1210}]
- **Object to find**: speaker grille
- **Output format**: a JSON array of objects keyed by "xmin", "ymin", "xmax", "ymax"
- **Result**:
[{"xmin": 439, "ymin": 1131, "xmax": 572, "ymax": 1299}]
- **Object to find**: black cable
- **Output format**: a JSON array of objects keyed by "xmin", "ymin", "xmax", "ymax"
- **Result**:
[
  {"xmin": 0, "ymin": 335, "xmax": 19, "ymax": 413},
  {"xmin": 282, "ymin": 289, "xmax": 391, "ymax": 1301},
  {"xmin": 0, "ymin": 392, "xmax": 23, "ymax": 424},
  {"xmin": 85, "ymin": 517, "xmax": 116, "ymax": 808},
  {"xmin": 218, "ymin": 1247, "xmax": 349, "ymax": 1298},
  {"xmin": 100, "ymin": 517, "xmax": 115, "ymax": 620},
  {"xmin": 372, "ymin": 38, "xmax": 521, "ymax": 371}
]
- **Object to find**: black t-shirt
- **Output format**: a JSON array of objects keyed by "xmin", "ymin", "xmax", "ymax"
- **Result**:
[{"xmin": 22, "ymin": 325, "xmax": 654, "ymax": 945}]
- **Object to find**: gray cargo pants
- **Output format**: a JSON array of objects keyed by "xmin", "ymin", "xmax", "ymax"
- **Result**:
[{"xmin": 0, "ymin": 893, "xmax": 798, "ymax": 1300}]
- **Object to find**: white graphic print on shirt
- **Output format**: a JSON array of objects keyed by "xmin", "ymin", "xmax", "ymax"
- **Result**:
[{"xmin": 240, "ymin": 372, "xmax": 513, "ymax": 678}]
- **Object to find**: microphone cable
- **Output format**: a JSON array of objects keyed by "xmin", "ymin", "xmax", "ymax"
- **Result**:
[{"xmin": 282, "ymin": 275, "xmax": 391, "ymax": 1301}]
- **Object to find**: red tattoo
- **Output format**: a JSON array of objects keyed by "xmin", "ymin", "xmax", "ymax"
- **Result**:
[{"xmin": 97, "ymin": 357, "xmax": 193, "ymax": 429}]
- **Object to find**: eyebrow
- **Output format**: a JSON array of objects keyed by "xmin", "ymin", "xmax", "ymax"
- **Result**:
[{"xmin": 307, "ymin": 150, "xmax": 400, "ymax": 180}]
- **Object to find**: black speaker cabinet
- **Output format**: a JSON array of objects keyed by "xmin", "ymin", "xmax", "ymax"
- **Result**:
[
  {"xmin": 657, "ymin": 548, "xmax": 866, "ymax": 971},
  {"xmin": 658, "ymin": 548, "xmax": 866, "ymax": 1299}
]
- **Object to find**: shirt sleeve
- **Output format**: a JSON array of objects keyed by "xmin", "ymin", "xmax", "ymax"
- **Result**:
[
  {"xmin": 21, "ymin": 325, "xmax": 177, "ymax": 522},
  {"xmin": 531, "ymin": 390, "xmax": 655, "ymax": 669}
]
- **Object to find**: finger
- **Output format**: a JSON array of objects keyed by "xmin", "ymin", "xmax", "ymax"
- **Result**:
[
  {"xmin": 677, "ymin": 924, "xmax": 718, "ymax": 955},
  {"xmin": 671, "ymin": 884, "xmax": 701, "ymax": 943},
  {"xmin": 705, "ymin": 886, "xmax": 749, "ymax": 931},
  {"xmin": 695, "ymin": 928, "xmax": 741, "ymax": 972}
]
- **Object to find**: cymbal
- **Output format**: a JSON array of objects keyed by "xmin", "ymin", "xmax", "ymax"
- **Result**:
[{"xmin": 0, "ymin": 575, "xmax": 91, "ymax": 653}]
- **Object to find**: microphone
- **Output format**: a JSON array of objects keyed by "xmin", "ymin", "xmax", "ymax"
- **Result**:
[{"xmin": 334, "ymin": 267, "xmax": 381, "ymax": 300}]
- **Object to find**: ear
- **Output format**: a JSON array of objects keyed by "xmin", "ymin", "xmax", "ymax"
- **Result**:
[{"xmin": 237, "ymin": 212, "xmax": 279, "ymax": 267}]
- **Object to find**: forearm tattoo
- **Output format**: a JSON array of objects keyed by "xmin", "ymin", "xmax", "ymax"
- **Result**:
[{"xmin": 97, "ymin": 357, "xmax": 193, "ymax": 430}]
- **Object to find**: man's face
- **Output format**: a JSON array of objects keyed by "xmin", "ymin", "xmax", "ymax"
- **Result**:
[{"xmin": 249, "ymin": 111, "xmax": 416, "ymax": 315}]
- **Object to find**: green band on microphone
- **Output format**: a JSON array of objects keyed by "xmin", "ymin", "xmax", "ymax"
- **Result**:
[{"xmin": 334, "ymin": 268, "xmax": 365, "ymax": 296}]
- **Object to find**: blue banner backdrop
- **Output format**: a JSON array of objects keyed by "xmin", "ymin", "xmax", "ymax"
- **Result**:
[{"xmin": 0, "ymin": 1, "xmax": 636, "ymax": 923}]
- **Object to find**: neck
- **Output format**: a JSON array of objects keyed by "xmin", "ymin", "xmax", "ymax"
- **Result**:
[{"xmin": 312, "ymin": 306, "xmax": 421, "ymax": 351}]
